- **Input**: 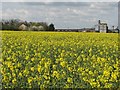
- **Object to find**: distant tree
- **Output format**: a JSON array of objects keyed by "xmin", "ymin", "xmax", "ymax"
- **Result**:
[
  {"xmin": 39, "ymin": 22, "xmax": 48, "ymax": 31},
  {"xmin": 2, "ymin": 19, "xmax": 21, "ymax": 30},
  {"xmin": 106, "ymin": 26, "xmax": 108, "ymax": 33},
  {"xmin": 0, "ymin": 22, "xmax": 2, "ymax": 30},
  {"xmin": 48, "ymin": 23, "xmax": 55, "ymax": 31},
  {"xmin": 24, "ymin": 21, "xmax": 29, "ymax": 26},
  {"xmin": 115, "ymin": 26, "xmax": 119, "ymax": 33},
  {"xmin": 28, "ymin": 22, "xmax": 48, "ymax": 31},
  {"xmin": 1, "ymin": 19, "xmax": 52, "ymax": 31}
]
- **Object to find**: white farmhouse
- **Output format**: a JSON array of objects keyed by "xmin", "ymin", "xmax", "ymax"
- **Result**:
[
  {"xmin": 31, "ymin": 26, "xmax": 38, "ymax": 31},
  {"xmin": 38, "ymin": 26, "xmax": 44, "ymax": 31},
  {"xmin": 19, "ymin": 24, "xmax": 28, "ymax": 31}
]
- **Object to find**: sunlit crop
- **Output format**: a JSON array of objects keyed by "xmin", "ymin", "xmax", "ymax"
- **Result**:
[{"xmin": 1, "ymin": 31, "xmax": 119, "ymax": 88}]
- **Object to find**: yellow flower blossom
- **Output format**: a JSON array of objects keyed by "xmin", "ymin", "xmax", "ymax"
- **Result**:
[
  {"xmin": 60, "ymin": 61, "xmax": 66, "ymax": 67},
  {"xmin": 30, "ymin": 67, "xmax": 34, "ymax": 72},
  {"xmin": 67, "ymin": 77, "xmax": 73, "ymax": 83},
  {"xmin": 37, "ymin": 66, "xmax": 41, "ymax": 72},
  {"xmin": 12, "ymin": 78, "xmax": 17, "ymax": 84}
]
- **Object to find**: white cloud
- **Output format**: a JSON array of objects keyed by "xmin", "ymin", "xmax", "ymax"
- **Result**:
[
  {"xmin": 14, "ymin": 9, "xmax": 28, "ymax": 14},
  {"xmin": 71, "ymin": 9, "xmax": 88, "ymax": 16},
  {"xmin": 2, "ymin": 8, "xmax": 29, "ymax": 20},
  {"xmin": 90, "ymin": 4, "xmax": 95, "ymax": 8},
  {"xmin": 67, "ymin": 8, "xmax": 70, "ymax": 11}
]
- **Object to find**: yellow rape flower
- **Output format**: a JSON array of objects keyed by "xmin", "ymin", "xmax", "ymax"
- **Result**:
[
  {"xmin": 68, "ymin": 67, "xmax": 73, "ymax": 72},
  {"xmin": 17, "ymin": 63, "xmax": 21, "ymax": 67},
  {"xmin": 37, "ymin": 66, "xmax": 41, "ymax": 72},
  {"xmin": 28, "ymin": 78, "xmax": 32, "ymax": 84},
  {"xmin": 41, "ymin": 58, "xmax": 45, "ymax": 61},
  {"xmin": 111, "ymin": 72, "xmax": 117, "ymax": 80},
  {"xmin": 12, "ymin": 78, "xmax": 17, "ymax": 84},
  {"xmin": 18, "ymin": 72, "xmax": 22, "ymax": 77},
  {"xmin": 31, "ymin": 58, "xmax": 35, "ymax": 61},
  {"xmin": 12, "ymin": 73, "xmax": 16, "ymax": 77},
  {"xmin": 103, "ymin": 70, "xmax": 110, "ymax": 77},
  {"xmin": 52, "ymin": 65, "xmax": 57, "ymax": 70},
  {"xmin": 89, "ymin": 71, "xmax": 93, "ymax": 75},
  {"xmin": 53, "ymin": 71, "xmax": 58, "ymax": 76},
  {"xmin": 100, "ymin": 52, "xmax": 103, "ymax": 55},
  {"xmin": 67, "ymin": 77, "xmax": 73, "ymax": 83},
  {"xmin": 30, "ymin": 67, "xmax": 34, "ymax": 72},
  {"xmin": 60, "ymin": 61, "xmax": 66, "ymax": 67},
  {"xmin": 25, "ymin": 56, "xmax": 29, "ymax": 60},
  {"xmin": 53, "ymin": 71, "xmax": 59, "ymax": 78}
]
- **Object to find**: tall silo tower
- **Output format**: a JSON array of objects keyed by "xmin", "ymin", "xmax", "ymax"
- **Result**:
[{"xmin": 98, "ymin": 20, "xmax": 101, "ymax": 32}]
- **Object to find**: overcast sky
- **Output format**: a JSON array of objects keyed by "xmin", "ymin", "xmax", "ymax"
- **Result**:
[
  {"xmin": 1, "ymin": 0, "xmax": 120, "ymax": 2},
  {"xmin": 1, "ymin": 1, "xmax": 118, "ymax": 29}
]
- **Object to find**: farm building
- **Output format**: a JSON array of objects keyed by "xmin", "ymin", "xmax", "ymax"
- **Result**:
[
  {"xmin": 19, "ymin": 23, "xmax": 45, "ymax": 31},
  {"xmin": 18, "ymin": 24, "xmax": 28, "ymax": 31},
  {"xmin": 56, "ymin": 29, "xmax": 81, "ymax": 32},
  {"xmin": 56, "ymin": 28, "xmax": 95, "ymax": 32},
  {"xmin": 98, "ymin": 20, "xmax": 108, "ymax": 33}
]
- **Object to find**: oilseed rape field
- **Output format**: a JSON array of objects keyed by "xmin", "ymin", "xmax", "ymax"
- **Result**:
[{"xmin": 1, "ymin": 31, "xmax": 119, "ymax": 88}]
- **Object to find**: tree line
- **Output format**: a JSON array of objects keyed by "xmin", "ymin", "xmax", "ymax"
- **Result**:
[{"xmin": 0, "ymin": 19, "xmax": 55, "ymax": 31}]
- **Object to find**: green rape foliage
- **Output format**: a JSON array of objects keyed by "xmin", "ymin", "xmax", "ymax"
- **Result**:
[{"xmin": 1, "ymin": 31, "xmax": 119, "ymax": 88}]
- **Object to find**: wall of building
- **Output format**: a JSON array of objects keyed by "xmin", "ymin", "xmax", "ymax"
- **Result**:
[{"xmin": 100, "ymin": 24, "xmax": 107, "ymax": 33}]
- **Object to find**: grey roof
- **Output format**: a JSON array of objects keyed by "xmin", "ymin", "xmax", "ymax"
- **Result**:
[{"xmin": 100, "ymin": 23, "xmax": 107, "ymax": 25}]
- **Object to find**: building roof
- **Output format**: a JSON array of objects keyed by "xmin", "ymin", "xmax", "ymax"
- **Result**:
[
  {"xmin": 19, "ymin": 24, "xmax": 27, "ymax": 27},
  {"xmin": 56, "ymin": 28, "xmax": 95, "ymax": 32},
  {"xmin": 100, "ymin": 22, "xmax": 107, "ymax": 25}
]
